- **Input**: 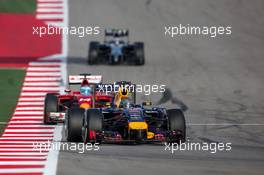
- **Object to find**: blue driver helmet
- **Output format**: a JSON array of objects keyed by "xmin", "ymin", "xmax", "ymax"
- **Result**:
[{"xmin": 80, "ymin": 86, "xmax": 92, "ymax": 96}]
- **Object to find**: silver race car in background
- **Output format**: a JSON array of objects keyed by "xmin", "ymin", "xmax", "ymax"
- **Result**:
[{"xmin": 88, "ymin": 28, "xmax": 145, "ymax": 65}]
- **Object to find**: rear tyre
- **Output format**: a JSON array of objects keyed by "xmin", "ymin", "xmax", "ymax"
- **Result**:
[
  {"xmin": 167, "ymin": 109, "xmax": 186, "ymax": 143},
  {"xmin": 88, "ymin": 41, "xmax": 99, "ymax": 65},
  {"xmin": 82, "ymin": 109, "xmax": 103, "ymax": 144},
  {"xmin": 44, "ymin": 93, "xmax": 58, "ymax": 124},
  {"xmin": 65, "ymin": 108, "xmax": 84, "ymax": 142},
  {"xmin": 134, "ymin": 42, "xmax": 145, "ymax": 65}
]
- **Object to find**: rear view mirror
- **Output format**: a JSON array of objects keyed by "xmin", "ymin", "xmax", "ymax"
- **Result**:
[{"xmin": 142, "ymin": 101, "xmax": 152, "ymax": 106}]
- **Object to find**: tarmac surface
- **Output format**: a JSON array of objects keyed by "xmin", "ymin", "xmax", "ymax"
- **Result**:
[{"xmin": 57, "ymin": 0, "xmax": 264, "ymax": 174}]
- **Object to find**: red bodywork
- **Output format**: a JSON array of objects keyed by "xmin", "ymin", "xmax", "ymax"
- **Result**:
[{"xmin": 56, "ymin": 91, "xmax": 113, "ymax": 110}]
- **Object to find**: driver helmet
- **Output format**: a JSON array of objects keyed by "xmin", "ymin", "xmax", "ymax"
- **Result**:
[
  {"xmin": 80, "ymin": 86, "xmax": 92, "ymax": 96},
  {"xmin": 120, "ymin": 99, "xmax": 130, "ymax": 108}
]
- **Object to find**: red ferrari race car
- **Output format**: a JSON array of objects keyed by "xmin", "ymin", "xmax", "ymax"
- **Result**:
[{"xmin": 43, "ymin": 74, "xmax": 112, "ymax": 124}]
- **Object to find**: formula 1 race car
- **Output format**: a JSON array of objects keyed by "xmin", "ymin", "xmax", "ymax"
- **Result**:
[
  {"xmin": 64, "ymin": 81, "xmax": 186, "ymax": 144},
  {"xmin": 88, "ymin": 28, "xmax": 145, "ymax": 65},
  {"xmin": 43, "ymin": 74, "xmax": 112, "ymax": 124}
]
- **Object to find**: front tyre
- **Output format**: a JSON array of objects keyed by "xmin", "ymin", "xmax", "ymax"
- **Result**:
[
  {"xmin": 82, "ymin": 109, "xmax": 103, "ymax": 144},
  {"xmin": 44, "ymin": 93, "xmax": 58, "ymax": 124},
  {"xmin": 167, "ymin": 109, "xmax": 186, "ymax": 143},
  {"xmin": 65, "ymin": 108, "xmax": 84, "ymax": 142},
  {"xmin": 134, "ymin": 42, "xmax": 145, "ymax": 65},
  {"xmin": 88, "ymin": 41, "xmax": 99, "ymax": 65}
]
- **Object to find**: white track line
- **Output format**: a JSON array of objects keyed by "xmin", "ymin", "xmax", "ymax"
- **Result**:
[
  {"xmin": 0, "ymin": 162, "xmax": 46, "ymax": 165},
  {"xmin": 4, "ymin": 129, "xmax": 53, "ymax": 132},
  {"xmin": 0, "ymin": 169, "xmax": 44, "ymax": 173},
  {"xmin": 17, "ymin": 102, "xmax": 44, "ymax": 105},
  {"xmin": 0, "ymin": 152, "xmax": 48, "ymax": 156},
  {"xmin": 26, "ymin": 72, "xmax": 61, "ymax": 76},
  {"xmin": 9, "ymin": 121, "xmax": 43, "ymax": 123},
  {"xmin": 0, "ymin": 156, "xmax": 47, "ymax": 159},
  {"xmin": 3, "ymin": 126, "xmax": 53, "ymax": 129},
  {"xmin": 11, "ymin": 116, "xmax": 43, "ymax": 118},
  {"xmin": 37, "ymin": 8, "xmax": 63, "ymax": 13},
  {"xmin": 37, "ymin": 14, "xmax": 64, "ymax": 19},
  {"xmin": 27, "ymin": 67, "xmax": 61, "ymax": 71},
  {"xmin": 46, "ymin": 21, "xmax": 65, "ymax": 27},
  {"xmin": 21, "ymin": 92, "xmax": 49, "ymax": 96},
  {"xmin": 29, "ymin": 62, "xmax": 61, "ymax": 66},
  {"xmin": 0, "ymin": 147, "xmax": 49, "ymax": 150},
  {"xmin": 14, "ymin": 112, "xmax": 43, "ymax": 115},
  {"xmin": 16, "ymin": 107, "xmax": 44, "ymax": 110},
  {"xmin": 2, "ymin": 134, "xmax": 53, "ymax": 137},
  {"xmin": 5, "ymin": 125, "xmax": 50, "ymax": 128},
  {"xmin": 0, "ymin": 141, "xmax": 50, "ymax": 143},
  {"xmin": 11, "ymin": 118, "xmax": 43, "ymax": 121},
  {"xmin": 18, "ymin": 98, "xmax": 45, "ymax": 101},
  {"xmin": 25, "ymin": 77, "xmax": 61, "ymax": 81},
  {"xmin": 24, "ymin": 82, "xmax": 59, "ymax": 86},
  {"xmin": 0, "ymin": 137, "xmax": 53, "ymax": 140},
  {"xmin": 38, "ymin": 0, "xmax": 62, "ymax": 2},
  {"xmin": 38, "ymin": 4, "xmax": 63, "ymax": 8},
  {"xmin": 0, "ymin": 145, "xmax": 47, "ymax": 148},
  {"xmin": 22, "ymin": 87, "xmax": 60, "ymax": 91},
  {"xmin": 44, "ymin": 0, "xmax": 67, "ymax": 174},
  {"xmin": 18, "ymin": 98, "xmax": 44, "ymax": 102},
  {"xmin": 12, "ymin": 115, "xmax": 44, "ymax": 118},
  {"xmin": 44, "ymin": 126, "xmax": 63, "ymax": 175}
]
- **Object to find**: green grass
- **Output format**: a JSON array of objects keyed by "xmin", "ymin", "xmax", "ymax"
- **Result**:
[
  {"xmin": 0, "ymin": 0, "xmax": 36, "ymax": 13},
  {"xmin": 0, "ymin": 69, "xmax": 25, "ymax": 134}
]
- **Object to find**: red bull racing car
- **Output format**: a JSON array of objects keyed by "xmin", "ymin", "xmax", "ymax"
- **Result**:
[{"xmin": 64, "ymin": 81, "xmax": 186, "ymax": 144}]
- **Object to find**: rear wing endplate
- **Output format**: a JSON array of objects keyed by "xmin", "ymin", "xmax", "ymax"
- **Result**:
[{"xmin": 68, "ymin": 75, "xmax": 102, "ymax": 85}]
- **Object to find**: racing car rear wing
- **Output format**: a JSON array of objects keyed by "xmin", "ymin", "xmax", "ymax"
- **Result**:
[
  {"xmin": 68, "ymin": 75, "xmax": 102, "ymax": 85},
  {"xmin": 105, "ymin": 28, "xmax": 129, "ymax": 37}
]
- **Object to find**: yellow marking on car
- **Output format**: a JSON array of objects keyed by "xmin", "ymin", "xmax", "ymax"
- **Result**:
[
  {"xmin": 128, "ymin": 122, "xmax": 148, "ymax": 130},
  {"xmin": 80, "ymin": 103, "xmax": 91, "ymax": 109},
  {"xmin": 147, "ymin": 132, "xmax": 155, "ymax": 139}
]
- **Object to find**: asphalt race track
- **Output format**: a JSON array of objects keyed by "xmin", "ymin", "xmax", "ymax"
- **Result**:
[{"xmin": 58, "ymin": 0, "xmax": 264, "ymax": 174}]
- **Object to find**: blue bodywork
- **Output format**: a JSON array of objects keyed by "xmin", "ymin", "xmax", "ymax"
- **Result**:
[
  {"xmin": 106, "ymin": 40, "xmax": 127, "ymax": 63},
  {"xmin": 99, "ymin": 105, "xmax": 172, "ymax": 142}
]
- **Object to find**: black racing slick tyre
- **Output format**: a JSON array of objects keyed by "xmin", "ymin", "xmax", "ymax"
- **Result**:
[
  {"xmin": 82, "ymin": 109, "xmax": 103, "ymax": 144},
  {"xmin": 167, "ymin": 109, "xmax": 186, "ymax": 142},
  {"xmin": 44, "ymin": 93, "xmax": 58, "ymax": 124},
  {"xmin": 134, "ymin": 42, "xmax": 145, "ymax": 65},
  {"xmin": 65, "ymin": 108, "xmax": 84, "ymax": 142},
  {"xmin": 88, "ymin": 41, "xmax": 99, "ymax": 65}
]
